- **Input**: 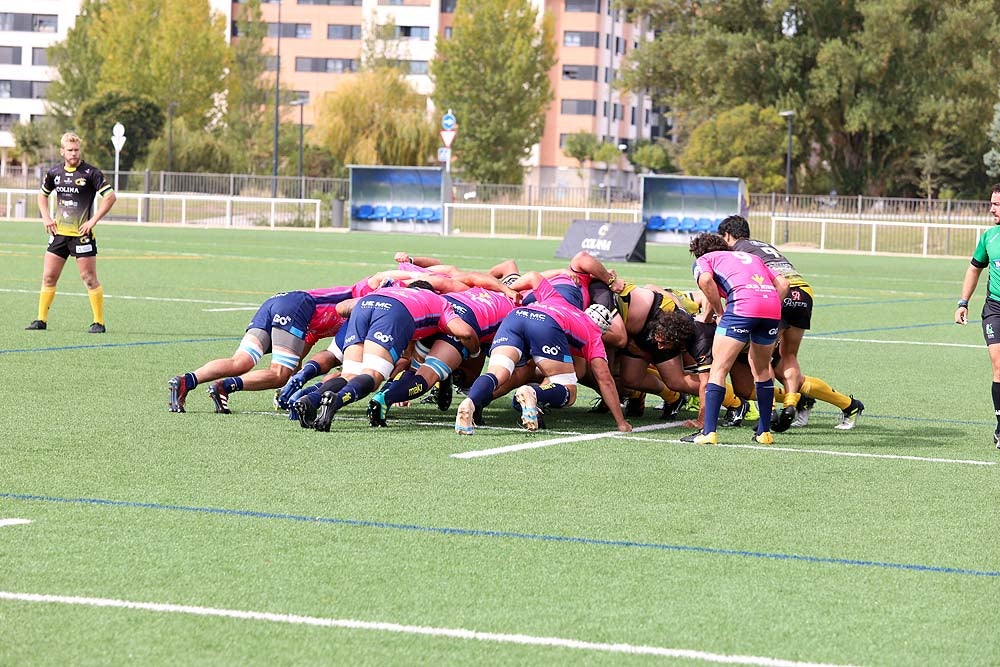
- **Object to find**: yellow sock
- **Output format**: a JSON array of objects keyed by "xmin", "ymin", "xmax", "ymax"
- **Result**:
[
  {"xmin": 37, "ymin": 286, "xmax": 56, "ymax": 322},
  {"xmin": 801, "ymin": 376, "xmax": 851, "ymax": 411},
  {"xmin": 783, "ymin": 391, "xmax": 800, "ymax": 409},
  {"xmin": 722, "ymin": 382, "xmax": 741, "ymax": 409},
  {"xmin": 88, "ymin": 285, "xmax": 104, "ymax": 324},
  {"xmin": 659, "ymin": 388, "xmax": 681, "ymax": 403},
  {"xmin": 773, "ymin": 385, "xmax": 785, "ymax": 403}
]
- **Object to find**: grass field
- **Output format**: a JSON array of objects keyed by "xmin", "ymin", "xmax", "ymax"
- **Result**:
[{"xmin": 1, "ymin": 220, "xmax": 998, "ymax": 666}]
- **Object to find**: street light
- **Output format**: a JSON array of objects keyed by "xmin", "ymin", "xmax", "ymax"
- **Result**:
[
  {"xmin": 779, "ymin": 109, "xmax": 795, "ymax": 242},
  {"xmin": 289, "ymin": 98, "xmax": 306, "ymax": 199},
  {"xmin": 271, "ymin": 0, "xmax": 282, "ymax": 198}
]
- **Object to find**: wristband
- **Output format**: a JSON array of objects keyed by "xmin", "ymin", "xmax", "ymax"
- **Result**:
[{"xmin": 957, "ymin": 299, "xmax": 969, "ymax": 308}]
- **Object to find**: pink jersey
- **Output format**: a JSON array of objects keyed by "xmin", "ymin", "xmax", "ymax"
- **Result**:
[
  {"xmin": 396, "ymin": 261, "xmax": 432, "ymax": 274},
  {"xmin": 445, "ymin": 288, "xmax": 516, "ymax": 342},
  {"xmin": 307, "ymin": 278, "xmax": 374, "ymax": 304},
  {"xmin": 693, "ymin": 251, "xmax": 782, "ymax": 319},
  {"xmin": 299, "ymin": 284, "xmax": 373, "ymax": 346},
  {"xmin": 525, "ymin": 278, "xmax": 607, "ymax": 362},
  {"xmin": 371, "ymin": 286, "xmax": 460, "ymax": 339}
]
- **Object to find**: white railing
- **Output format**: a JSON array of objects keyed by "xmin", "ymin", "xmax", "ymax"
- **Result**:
[
  {"xmin": 0, "ymin": 188, "xmax": 324, "ymax": 229},
  {"xmin": 768, "ymin": 215, "xmax": 984, "ymax": 257},
  {"xmin": 442, "ymin": 202, "xmax": 640, "ymax": 238}
]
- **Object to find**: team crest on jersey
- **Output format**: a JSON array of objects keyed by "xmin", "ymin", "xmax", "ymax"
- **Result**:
[
  {"xmin": 75, "ymin": 178, "xmax": 87, "ymax": 187},
  {"xmin": 752, "ymin": 273, "xmax": 765, "ymax": 284}
]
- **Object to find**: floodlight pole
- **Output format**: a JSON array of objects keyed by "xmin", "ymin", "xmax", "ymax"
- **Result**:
[
  {"xmin": 290, "ymin": 98, "xmax": 306, "ymax": 199},
  {"xmin": 271, "ymin": 0, "xmax": 282, "ymax": 198},
  {"xmin": 779, "ymin": 110, "xmax": 795, "ymax": 242}
]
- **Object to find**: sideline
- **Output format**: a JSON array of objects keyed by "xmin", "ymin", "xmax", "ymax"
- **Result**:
[{"xmin": 0, "ymin": 591, "xmax": 858, "ymax": 667}]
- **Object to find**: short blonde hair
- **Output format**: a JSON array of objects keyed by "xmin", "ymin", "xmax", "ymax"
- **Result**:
[{"xmin": 60, "ymin": 132, "xmax": 82, "ymax": 147}]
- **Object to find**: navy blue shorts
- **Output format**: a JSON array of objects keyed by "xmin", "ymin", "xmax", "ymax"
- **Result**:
[
  {"xmin": 716, "ymin": 312, "xmax": 780, "ymax": 346},
  {"xmin": 489, "ymin": 309, "xmax": 573, "ymax": 364},
  {"xmin": 247, "ymin": 292, "xmax": 313, "ymax": 339},
  {"xmin": 341, "ymin": 296, "xmax": 415, "ymax": 362}
]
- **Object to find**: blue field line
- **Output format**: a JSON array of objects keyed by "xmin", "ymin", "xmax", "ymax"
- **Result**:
[
  {"xmin": 0, "ymin": 337, "xmax": 241, "ymax": 355},
  {"xmin": 3, "ymin": 492, "xmax": 997, "ymax": 578}
]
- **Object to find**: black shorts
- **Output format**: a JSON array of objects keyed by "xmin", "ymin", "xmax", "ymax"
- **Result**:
[
  {"xmin": 982, "ymin": 299, "xmax": 1000, "ymax": 346},
  {"xmin": 781, "ymin": 284, "xmax": 813, "ymax": 330},
  {"xmin": 47, "ymin": 234, "xmax": 98, "ymax": 259}
]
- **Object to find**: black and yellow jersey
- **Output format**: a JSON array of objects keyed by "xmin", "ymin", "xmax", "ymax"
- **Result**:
[
  {"xmin": 41, "ymin": 160, "xmax": 113, "ymax": 237},
  {"xmin": 616, "ymin": 282, "xmax": 700, "ymax": 321},
  {"xmin": 731, "ymin": 238, "xmax": 811, "ymax": 291}
]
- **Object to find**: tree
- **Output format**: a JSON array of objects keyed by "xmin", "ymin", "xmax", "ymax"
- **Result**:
[
  {"xmin": 313, "ymin": 67, "xmax": 437, "ymax": 169},
  {"xmin": 629, "ymin": 141, "xmax": 674, "ymax": 174},
  {"xmin": 45, "ymin": 0, "xmax": 107, "ymax": 124},
  {"xmin": 76, "ymin": 91, "xmax": 164, "ymax": 172},
  {"xmin": 618, "ymin": 0, "xmax": 1000, "ymax": 196},
  {"xmin": 562, "ymin": 132, "xmax": 600, "ymax": 181},
  {"xmin": 593, "ymin": 142, "xmax": 624, "ymax": 188},
  {"xmin": 143, "ymin": 118, "xmax": 233, "ymax": 173},
  {"xmin": 223, "ymin": 0, "xmax": 275, "ymax": 173},
  {"xmin": 431, "ymin": 0, "xmax": 556, "ymax": 184},
  {"xmin": 12, "ymin": 119, "xmax": 59, "ymax": 168},
  {"xmin": 679, "ymin": 104, "xmax": 789, "ymax": 193}
]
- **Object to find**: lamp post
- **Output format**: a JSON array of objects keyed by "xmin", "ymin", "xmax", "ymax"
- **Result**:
[
  {"xmin": 271, "ymin": 0, "xmax": 282, "ymax": 198},
  {"xmin": 289, "ymin": 98, "xmax": 306, "ymax": 199},
  {"xmin": 166, "ymin": 101, "xmax": 176, "ymax": 173},
  {"xmin": 778, "ymin": 109, "xmax": 795, "ymax": 242}
]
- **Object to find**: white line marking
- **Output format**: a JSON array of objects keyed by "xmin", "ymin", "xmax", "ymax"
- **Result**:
[
  {"xmin": 615, "ymin": 435, "xmax": 995, "ymax": 466},
  {"xmin": 203, "ymin": 307, "xmax": 258, "ymax": 312},
  {"xmin": 0, "ymin": 287, "xmax": 257, "ymax": 307},
  {"xmin": 807, "ymin": 336, "xmax": 980, "ymax": 349},
  {"xmin": 0, "ymin": 519, "xmax": 31, "ymax": 527},
  {"xmin": 0, "ymin": 591, "xmax": 857, "ymax": 667},
  {"xmin": 452, "ymin": 422, "xmax": 684, "ymax": 459}
]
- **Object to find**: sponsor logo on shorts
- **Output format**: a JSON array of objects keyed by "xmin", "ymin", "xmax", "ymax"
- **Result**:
[
  {"xmin": 988, "ymin": 323, "xmax": 996, "ymax": 339},
  {"xmin": 362, "ymin": 299, "xmax": 393, "ymax": 310},
  {"xmin": 541, "ymin": 344, "xmax": 561, "ymax": 355},
  {"xmin": 272, "ymin": 314, "xmax": 292, "ymax": 326},
  {"xmin": 516, "ymin": 310, "xmax": 547, "ymax": 321},
  {"xmin": 730, "ymin": 327, "xmax": 749, "ymax": 334},
  {"xmin": 75, "ymin": 244, "xmax": 93, "ymax": 253},
  {"xmin": 373, "ymin": 331, "xmax": 393, "ymax": 344},
  {"xmin": 494, "ymin": 335, "xmax": 510, "ymax": 344},
  {"xmin": 769, "ymin": 327, "xmax": 779, "ymax": 335}
]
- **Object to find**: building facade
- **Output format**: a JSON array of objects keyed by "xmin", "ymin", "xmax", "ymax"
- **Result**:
[{"xmin": 251, "ymin": 0, "xmax": 661, "ymax": 189}]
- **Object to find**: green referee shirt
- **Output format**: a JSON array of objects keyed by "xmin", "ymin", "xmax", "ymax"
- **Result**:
[{"xmin": 971, "ymin": 225, "xmax": 1000, "ymax": 302}]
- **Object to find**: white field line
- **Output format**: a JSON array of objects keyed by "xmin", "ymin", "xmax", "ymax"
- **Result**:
[
  {"xmin": 0, "ymin": 591, "xmax": 857, "ymax": 667},
  {"xmin": 806, "ymin": 336, "xmax": 980, "ymax": 349},
  {"xmin": 0, "ymin": 287, "xmax": 257, "ymax": 308},
  {"xmin": 0, "ymin": 519, "xmax": 31, "ymax": 527},
  {"xmin": 203, "ymin": 307, "xmax": 258, "ymax": 312},
  {"xmin": 452, "ymin": 422, "xmax": 683, "ymax": 459},
  {"xmin": 615, "ymin": 435, "xmax": 995, "ymax": 467}
]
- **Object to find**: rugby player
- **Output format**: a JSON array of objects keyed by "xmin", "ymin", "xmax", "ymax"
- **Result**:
[{"xmin": 27, "ymin": 132, "xmax": 117, "ymax": 333}]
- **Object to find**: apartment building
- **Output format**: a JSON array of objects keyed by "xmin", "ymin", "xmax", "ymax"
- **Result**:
[
  {"xmin": 0, "ymin": 0, "xmax": 231, "ymax": 175},
  {"xmin": 253, "ymin": 0, "xmax": 660, "ymax": 188}
]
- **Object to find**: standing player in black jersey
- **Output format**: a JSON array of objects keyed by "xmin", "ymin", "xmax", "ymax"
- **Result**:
[
  {"xmin": 717, "ymin": 215, "xmax": 864, "ymax": 431},
  {"xmin": 26, "ymin": 132, "xmax": 117, "ymax": 333}
]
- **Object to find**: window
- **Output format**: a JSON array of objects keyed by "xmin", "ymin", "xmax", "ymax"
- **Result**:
[
  {"xmin": 265, "ymin": 56, "xmax": 278, "ymax": 71},
  {"xmin": 0, "ymin": 80, "xmax": 47, "ymax": 98},
  {"xmin": 405, "ymin": 60, "xmax": 428, "ymax": 75},
  {"xmin": 327, "ymin": 24, "xmax": 361, "ymax": 40},
  {"xmin": 630, "ymin": 106, "xmax": 636, "ymax": 125},
  {"xmin": 443, "ymin": 26, "xmax": 452, "ymax": 39},
  {"xmin": 562, "ymin": 65, "xmax": 598, "ymax": 81},
  {"xmin": 267, "ymin": 23, "xmax": 311, "ymax": 38},
  {"xmin": 301, "ymin": 0, "xmax": 362, "ymax": 4},
  {"xmin": 441, "ymin": 0, "xmax": 457, "ymax": 11},
  {"xmin": 395, "ymin": 25, "xmax": 430, "ymax": 40},
  {"xmin": 33, "ymin": 14, "xmax": 57, "ymax": 32},
  {"xmin": 561, "ymin": 99, "xmax": 596, "ymax": 116},
  {"xmin": 31, "ymin": 80, "xmax": 47, "ymax": 98},
  {"xmin": 0, "ymin": 113, "xmax": 16, "ymax": 130},
  {"xmin": 564, "ymin": 31, "xmax": 598, "ymax": 47},
  {"xmin": 565, "ymin": 0, "xmax": 599, "ymax": 12},
  {"xmin": 295, "ymin": 57, "xmax": 357, "ymax": 73},
  {"xmin": 0, "ymin": 46, "xmax": 20, "ymax": 64},
  {"xmin": 292, "ymin": 91, "xmax": 310, "ymax": 103},
  {"xmin": 0, "ymin": 13, "xmax": 57, "ymax": 32},
  {"xmin": 32, "ymin": 47, "xmax": 46, "ymax": 66}
]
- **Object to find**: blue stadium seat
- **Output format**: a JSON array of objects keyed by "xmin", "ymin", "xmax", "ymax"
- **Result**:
[
  {"xmin": 388, "ymin": 205, "xmax": 405, "ymax": 221},
  {"xmin": 679, "ymin": 217, "xmax": 698, "ymax": 232},
  {"xmin": 663, "ymin": 216, "xmax": 681, "ymax": 231},
  {"xmin": 647, "ymin": 215, "xmax": 665, "ymax": 230},
  {"xmin": 356, "ymin": 204, "xmax": 374, "ymax": 220},
  {"xmin": 371, "ymin": 205, "xmax": 389, "ymax": 221},
  {"xmin": 416, "ymin": 207, "xmax": 436, "ymax": 222},
  {"xmin": 710, "ymin": 218, "xmax": 723, "ymax": 232},
  {"xmin": 429, "ymin": 207, "xmax": 442, "ymax": 222},
  {"xmin": 402, "ymin": 206, "xmax": 420, "ymax": 222},
  {"xmin": 695, "ymin": 217, "xmax": 714, "ymax": 232}
]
